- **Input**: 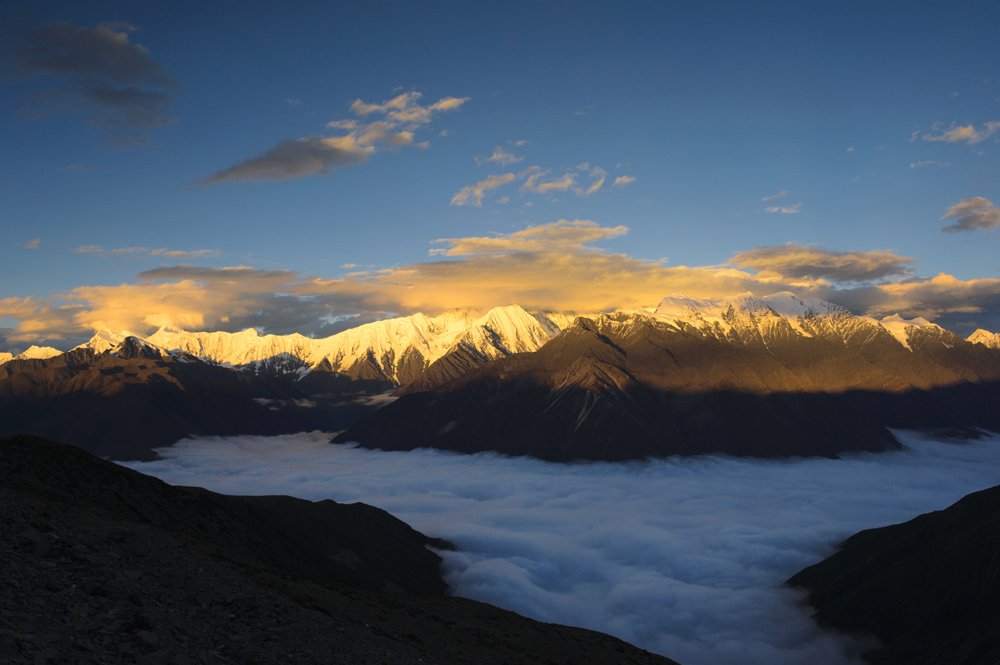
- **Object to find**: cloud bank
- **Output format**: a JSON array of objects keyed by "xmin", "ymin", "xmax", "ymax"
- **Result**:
[
  {"xmin": 12, "ymin": 22, "xmax": 179, "ymax": 147},
  {"xmin": 4, "ymin": 219, "xmax": 1000, "ymax": 345},
  {"xmin": 122, "ymin": 430, "xmax": 1000, "ymax": 665}
]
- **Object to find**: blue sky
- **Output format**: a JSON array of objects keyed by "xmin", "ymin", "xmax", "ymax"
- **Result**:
[{"xmin": 3, "ymin": 1, "xmax": 1000, "ymax": 347}]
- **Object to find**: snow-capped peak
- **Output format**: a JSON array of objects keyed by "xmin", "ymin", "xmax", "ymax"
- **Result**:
[
  {"xmin": 968, "ymin": 329, "xmax": 1000, "ymax": 349},
  {"xmin": 0, "ymin": 345, "xmax": 63, "ymax": 363},
  {"xmin": 878, "ymin": 314, "xmax": 939, "ymax": 350}
]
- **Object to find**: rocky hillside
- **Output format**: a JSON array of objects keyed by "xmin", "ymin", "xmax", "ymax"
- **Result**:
[
  {"xmin": 788, "ymin": 481, "xmax": 1000, "ymax": 665},
  {"xmin": 0, "ymin": 434, "xmax": 678, "ymax": 665}
]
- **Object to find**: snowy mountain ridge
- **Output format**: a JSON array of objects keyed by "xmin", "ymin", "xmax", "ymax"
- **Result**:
[
  {"xmin": 618, "ymin": 291, "xmax": 951, "ymax": 352},
  {"xmin": 969, "ymin": 329, "xmax": 1000, "ymax": 349},
  {"xmin": 74, "ymin": 304, "xmax": 586, "ymax": 384},
  {"xmin": 32, "ymin": 292, "xmax": 999, "ymax": 378}
]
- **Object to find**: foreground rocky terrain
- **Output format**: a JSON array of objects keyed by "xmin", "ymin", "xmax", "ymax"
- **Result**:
[
  {"xmin": 0, "ymin": 435, "xmax": 677, "ymax": 665},
  {"xmin": 788, "ymin": 481, "xmax": 1000, "ymax": 665}
]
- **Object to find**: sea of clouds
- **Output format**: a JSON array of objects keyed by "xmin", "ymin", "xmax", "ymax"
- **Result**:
[{"xmin": 122, "ymin": 430, "xmax": 1000, "ymax": 665}]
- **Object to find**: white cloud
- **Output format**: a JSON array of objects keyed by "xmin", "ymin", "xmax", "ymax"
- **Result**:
[
  {"xmin": 122, "ymin": 431, "xmax": 1000, "ymax": 665},
  {"xmin": 613, "ymin": 175, "xmax": 636, "ymax": 187},
  {"xmin": 910, "ymin": 161, "xmax": 951, "ymax": 168},
  {"xmin": 764, "ymin": 203, "xmax": 802, "ymax": 214},
  {"xmin": 24, "ymin": 239, "xmax": 40, "ymax": 249},
  {"xmin": 761, "ymin": 190, "xmax": 788, "ymax": 202}
]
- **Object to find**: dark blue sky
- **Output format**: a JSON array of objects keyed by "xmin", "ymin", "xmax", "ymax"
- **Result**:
[{"xmin": 3, "ymin": 1, "xmax": 1000, "ymax": 347}]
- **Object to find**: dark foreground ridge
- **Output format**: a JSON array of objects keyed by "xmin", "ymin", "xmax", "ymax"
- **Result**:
[
  {"xmin": 0, "ymin": 435, "xmax": 678, "ymax": 665},
  {"xmin": 788, "ymin": 483, "xmax": 1000, "ymax": 665}
]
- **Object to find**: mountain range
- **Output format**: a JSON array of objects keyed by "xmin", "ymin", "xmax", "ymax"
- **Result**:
[{"xmin": 3, "ymin": 292, "xmax": 1000, "ymax": 460}]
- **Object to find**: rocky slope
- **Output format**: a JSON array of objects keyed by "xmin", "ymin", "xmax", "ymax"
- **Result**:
[
  {"xmin": 337, "ymin": 293, "xmax": 1000, "ymax": 460},
  {"xmin": 0, "ymin": 434, "xmax": 678, "ymax": 665},
  {"xmin": 787, "ymin": 481, "xmax": 1000, "ymax": 665}
]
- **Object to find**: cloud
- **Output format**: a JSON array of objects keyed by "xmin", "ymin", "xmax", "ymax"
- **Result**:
[
  {"xmin": 910, "ymin": 161, "xmax": 951, "ymax": 169},
  {"xmin": 846, "ymin": 146, "xmax": 855, "ymax": 152},
  {"xmin": 761, "ymin": 190, "xmax": 788, "ymax": 202},
  {"xmin": 6, "ymin": 220, "xmax": 1000, "ymax": 345},
  {"xmin": 763, "ymin": 203, "xmax": 802, "ymax": 214},
  {"xmin": 24, "ymin": 239, "xmax": 40, "ymax": 249},
  {"xmin": 430, "ymin": 219, "xmax": 627, "ymax": 256},
  {"xmin": 730, "ymin": 245, "xmax": 917, "ymax": 284},
  {"xmin": 73, "ymin": 246, "xmax": 221, "ymax": 260},
  {"xmin": 921, "ymin": 121, "xmax": 1000, "ymax": 145},
  {"xmin": 613, "ymin": 175, "xmax": 636, "ymax": 187},
  {"xmin": 574, "ymin": 164, "xmax": 606, "ymax": 197},
  {"xmin": 522, "ymin": 171, "xmax": 576, "ymax": 195},
  {"xmin": 285, "ymin": 98, "xmax": 301, "ymax": 106},
  {"xmin": 476, "ymin": 147, "xmax": 523, "ymax": 167},
  {"xmin": 12, "ymin": 22, "xmax": 179, "ymax": 146},
  {"xmin": 348, "ymin": 91, "xmax": 469, "ymax": 125},
  {"xmin": 450, "ymin": 174, "xmax": 517, "ymax": 207},
  {"xmin": 454, "ymin": 161, "xmax": 619, "ymax": 204},
  {"xmin": 121, "ymin": 431, "xmax": 1000, "ymax": 665},
  {"xmin": 940, "ymin": 197, "xmax": 1000, "ymax": 233},
  {"xmin": 197, "ymin": 136, "xmax": 371, "ymax": 185},
  {"xmin": 199, "ymin": 90, "xmax": 467, "ymax": 185}
]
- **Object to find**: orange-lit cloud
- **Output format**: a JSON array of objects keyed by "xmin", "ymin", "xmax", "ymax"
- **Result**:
[
  {"xmin": 729, "ymin": 245, "xmax": 917, "ymax": 283},
  {"xmin": 4, "ymin": 221, "xmax": 1000, "ymax": 345},
  {"xmin": 940, "ymin": 197, "xmax": 1000, "ymax": 233},
  {"xmin": 198, "ymin": 90, "xmax": 467, "ymax": 185},
  {"xmin": 476, "ymin": 146, "xmax": 523, "ymax": 167},
  {"xmin": 921, "ymin": 121, "xmax": 1000, "ymax": 145},
  {"xmin": 450, "ymin": 173, "xmax": 517, "ymax": 207}
]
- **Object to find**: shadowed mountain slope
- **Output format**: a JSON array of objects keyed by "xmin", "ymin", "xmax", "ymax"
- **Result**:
[
  {"xmin": 787, "ymin": 482, "xmax": 1000, "ymax": 665},
  {"xmin": 0, "ymin": 435, "xmax": 678, "ymax": 665},
  {"xmin": 337, "ymin": 310, "xmax": 1000, "ymax": 460},
  {"xmin": 0, "ymin": 341, "xmax": 378, "ymax": 460}
]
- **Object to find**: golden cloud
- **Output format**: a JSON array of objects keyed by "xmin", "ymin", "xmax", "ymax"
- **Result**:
[
  {"xmin": 4, "ymin": 221, "xmax": 1000, "ymax": 345},
  {"xmin": 729, "ymin": 245, "xmax": 917, "ymax": 283},
  {"xmin": 450, "ymin": 173, "xmax": 516, "ymax": 207}
]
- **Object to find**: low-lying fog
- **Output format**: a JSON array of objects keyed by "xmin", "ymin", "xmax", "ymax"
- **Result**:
[{"xmin": 122, "ymin": 431, "xmax": 1000, "ymax": 665}]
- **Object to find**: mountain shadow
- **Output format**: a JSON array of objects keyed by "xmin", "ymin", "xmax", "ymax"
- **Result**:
[
  {"xmin": 336, "ymin": 314, "xmax": 1000, "ymax": 460},
  {"xmin": 0, "ymin": 344, "xmax": 383, "ymax": 460}
]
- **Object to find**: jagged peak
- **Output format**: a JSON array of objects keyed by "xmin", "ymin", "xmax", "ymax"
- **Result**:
[
  {"xmin": 968, "ymin": 329, "xmax": 1000, "ymax": 348},
  {"xmin": 7, "ymin": 345, "xmax": 63, "ymax": 362}
]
